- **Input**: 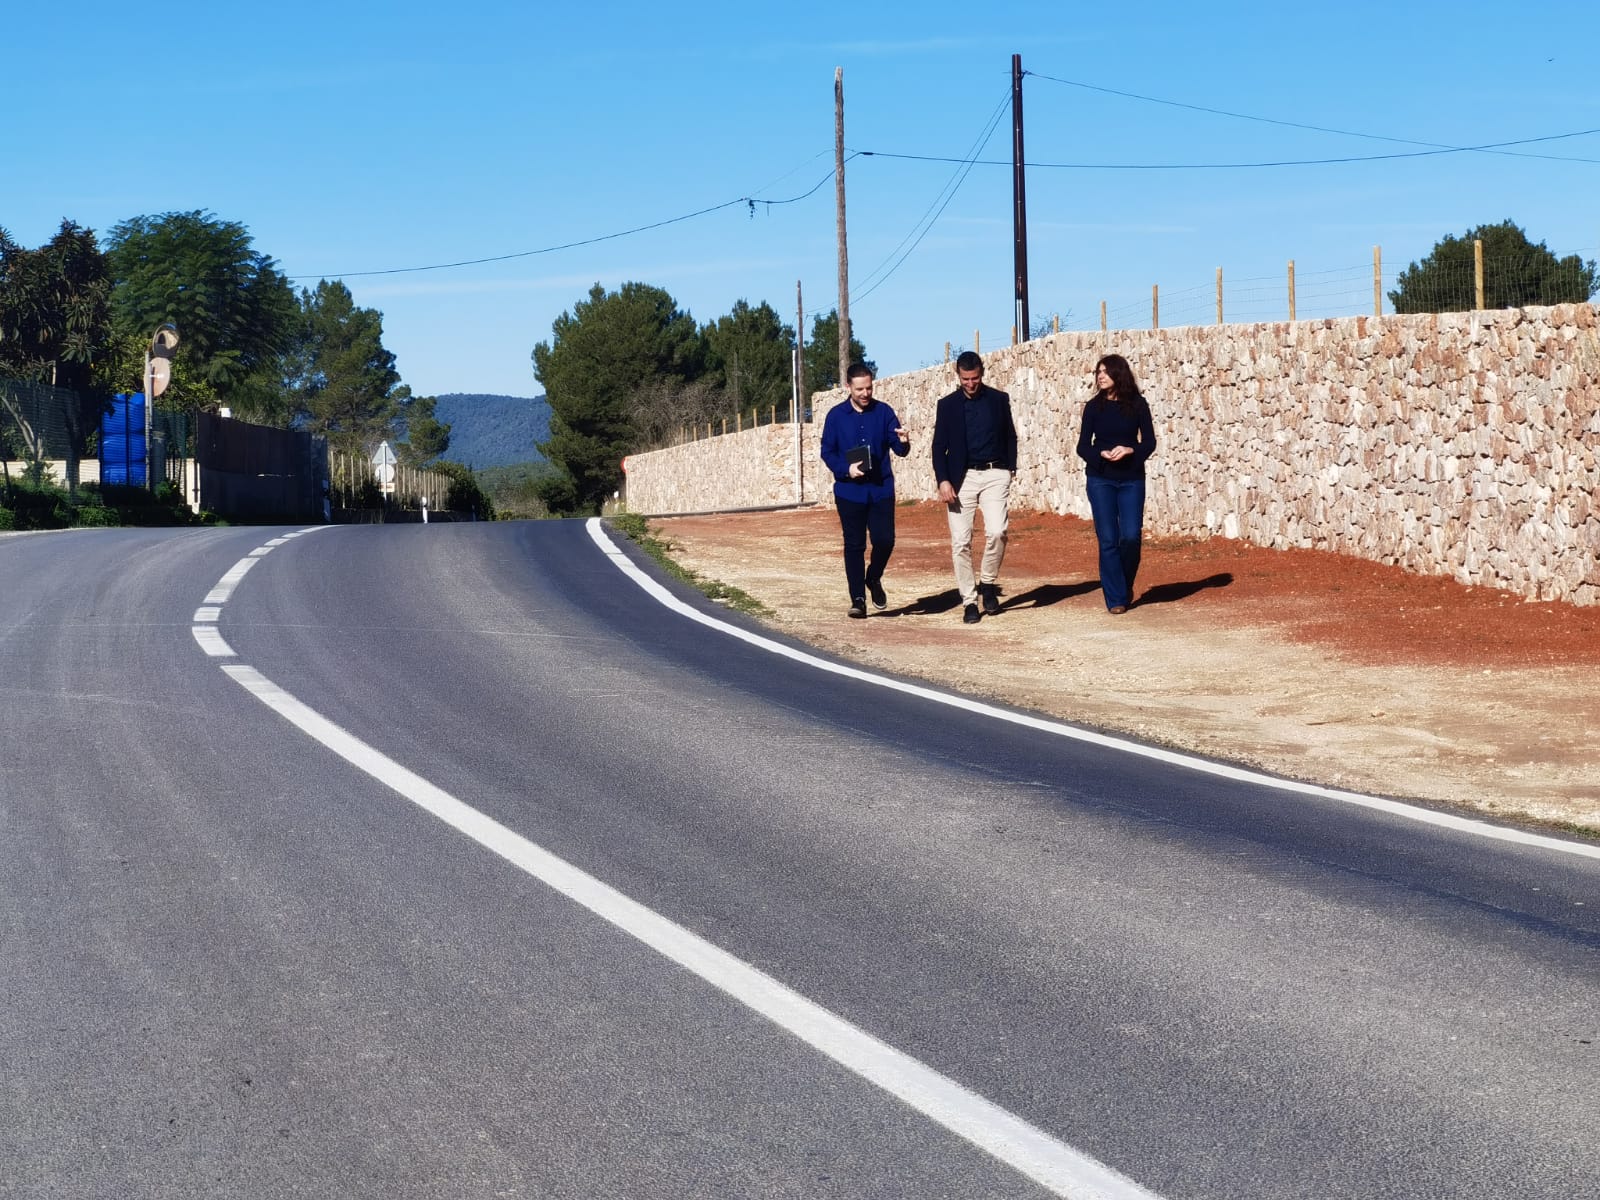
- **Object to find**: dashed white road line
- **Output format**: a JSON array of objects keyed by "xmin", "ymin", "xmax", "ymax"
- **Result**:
[
  {"xmin": 585, "ymin": 517, "xmax": 1600, "ymax": 863},
  {"xmin": 202, "ymin": 556, "xmax": 260, "ymax": 604},
  {"xmin": 192, "ymin": 626, "xmax": 235, "ymax": 657}
]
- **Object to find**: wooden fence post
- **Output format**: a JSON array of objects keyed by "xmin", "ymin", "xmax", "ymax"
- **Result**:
[
  {"xmin": 1474, "ymin": 239, "xmax": 1485, "ymax": 309},
  {"xmin": 1100, "ymin": 301, "xmax": 1107, "ymax": 332},
  {"xmin": 1288, "ymin": 260, "xmax": 1296, "ymax": 321},
  {"xmin": 1216, "ymin": 267, "xmax": 1224, "ymax": 325},
  {"xmin": 1152, "ymin": 285, "xmax": 1160, "ymax": 330},
  {"xmin": 1373, "ymin": 245, "xmax": 1382, "ymax": 317}
]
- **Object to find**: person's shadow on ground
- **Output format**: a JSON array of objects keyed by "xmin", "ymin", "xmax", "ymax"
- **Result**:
[
  {"xmin": 888, "ymin": 581, "xmax": 1099, "ymax": 617},
  {"xmin": 892, "ymin": 589, "xmax": 965, "ymax": 617},
  {"xmin": 997, "ymin": 582, "xmax": 1100, "ymax": 611},
  {"xmin": 1133, "ymin": 572, "xmax": 1234, "ymax": 607}
]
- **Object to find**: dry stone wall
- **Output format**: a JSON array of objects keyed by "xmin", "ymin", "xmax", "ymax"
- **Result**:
[{"xmin": 625, "ymin": 304, "xmax": 1600, "ymax": 605}]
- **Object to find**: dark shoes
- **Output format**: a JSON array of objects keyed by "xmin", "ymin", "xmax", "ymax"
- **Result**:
[
  {"xmin": 1108, "ymin": 605, "xmax": 1128, "ymax": 615},
  {"xmin": 848, "ymin": 598, "xmax": 868, "ymax": 619},
  {"xmin": 866, "ymin": 577, "xmax": 887, "ymax": 609},
  {"xmin": 979, "ymin": 583, "xmax": 1000, "ymax": 616},
  {"xmin": 963, "ymin": 603, "xmax": 981, "ymax": 624}
]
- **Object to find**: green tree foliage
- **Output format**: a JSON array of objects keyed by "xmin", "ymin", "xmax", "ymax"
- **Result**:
[
  {"xmin": 802, "ymin": 309, "xmax": 871, "ymax": 396},
  {"xmin": 1389, "ymin": 220, "xmax": 1599, "ymax": 314},
  {"xmin": 105, "ymin": 210, "xmax": 298, "ymax": 412},
  {"xmin": 429, "ymin": 460, "xmax": 496, "ymax": 520},
  {"xmin": 397, "ymin": 391, "xmax": 451, "ymax": 466},
  {"xmin": 287, "ymin": 280, "xmax": 403, "ymax": 457},
  {"xmin": 0, "ymin": 222, "xmax": 115, "ymax": 481},
  {"xmin": 0, "ymin": 220, "xmax": 113, "ymax": 391},
  {"xmin": 475, "ymin": 461, "xmax": 564, "ymax": 519},
  {"xmin": 531, "ymin": 281, "xmax": 704, "ymax": 514},
  {"xmin": 701, "ymin": 299, "xmax": 795, "ymax": 416}
]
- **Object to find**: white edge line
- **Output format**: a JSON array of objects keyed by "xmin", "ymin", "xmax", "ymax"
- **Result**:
[
  {"xmin": 585, "ymin": 518, "xmax": 1600, "ymax": 863},
  {"xmin": 217, "ymin": 661, "xmax": 1159, "ymax": 1200}
]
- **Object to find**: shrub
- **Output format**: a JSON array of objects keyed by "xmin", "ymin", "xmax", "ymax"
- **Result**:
[
  {"xmin": 0, "ymin": 507, "xmax": 14, "ymax": 531},
  {"xmin": 73, "ymin": 505, "xmax": 119, "ymax": 527},
  {"xmin": 5, "ymin": 483, "xmax": 72, "ymax": 530}
]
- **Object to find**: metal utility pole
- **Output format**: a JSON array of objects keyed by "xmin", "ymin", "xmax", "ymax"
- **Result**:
[
  {"xmin": 1012, "ymin": 54, "xmax": 1031, "ymax": 342},
  {"xmin": 835, "ymin": 66, "xmax": 851, "ymax": 386}
]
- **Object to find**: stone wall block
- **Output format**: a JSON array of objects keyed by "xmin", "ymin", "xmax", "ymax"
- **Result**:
[{"xmin": 624, "ymin": 306, "xmax": 1599, "ymax": 603}]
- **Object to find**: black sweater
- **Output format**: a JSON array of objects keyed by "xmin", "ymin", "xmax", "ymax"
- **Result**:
[{"xmin": 1075, "ymin": 391, "xmax": 1156, "ymax": 481}]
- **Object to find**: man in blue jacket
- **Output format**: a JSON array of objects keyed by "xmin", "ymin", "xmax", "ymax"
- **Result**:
[
  {"xmin": 819, "ymin": 363, "xmax": 911, "ymax": 618},
  {"xmin": 931, "ymin": 351, "xmax": 1018, "ymax": 624}
]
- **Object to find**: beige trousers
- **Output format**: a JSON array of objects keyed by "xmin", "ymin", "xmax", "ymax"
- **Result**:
[{"xmin": 945, "ymin": 467, "xmax": 1011, "ymax": 605}]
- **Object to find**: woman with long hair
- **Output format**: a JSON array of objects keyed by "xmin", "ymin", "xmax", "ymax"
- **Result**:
[{"xmin": 1076, "ymin": 354, "xmax": 1157, "ymax": 613}]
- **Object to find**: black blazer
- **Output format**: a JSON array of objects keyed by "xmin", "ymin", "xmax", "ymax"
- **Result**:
[{"xmin": 931, "ymin": 384, "xmax": 1018, "ymax": 492}]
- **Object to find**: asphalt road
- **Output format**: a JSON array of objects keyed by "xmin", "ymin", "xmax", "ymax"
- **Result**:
[{"xmin": 1, "ymin": 519, "xmax": 1596, "ymax": 1199}]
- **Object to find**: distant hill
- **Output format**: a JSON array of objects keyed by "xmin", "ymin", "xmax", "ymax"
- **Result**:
[{"xmin": 430, "ymin": 393, "xmax": 550, "ymax": 469}]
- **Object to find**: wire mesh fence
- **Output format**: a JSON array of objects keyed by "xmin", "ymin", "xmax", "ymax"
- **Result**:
[
  {"xmin": 328, "ymin": 450, "xmax": 454, "ymax": 519},
  {"xmin": 0, "ymin": 375, "xmax": 81, "ymax": 461},
  {"xmin": 951, "ymin": 243, "xmax": 1599, "ymax": 351},
  {"xmin": 672, "ymin": 401, "xmax": 805, "ymax": 446}
]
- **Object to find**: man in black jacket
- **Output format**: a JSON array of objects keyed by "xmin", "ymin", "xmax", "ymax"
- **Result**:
[{"xmin": 930, "ymin": 351, "xmax": 1018, "ymax": 624}]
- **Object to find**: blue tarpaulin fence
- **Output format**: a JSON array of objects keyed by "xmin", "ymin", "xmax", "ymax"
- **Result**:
[{"xmin": 101, "ymin": 392, "xmax": 146, "ymax": 486}]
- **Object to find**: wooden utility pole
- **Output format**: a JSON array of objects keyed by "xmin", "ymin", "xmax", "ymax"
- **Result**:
[
  {"xmin": 795, "ymin": 279, "xmax": 805, "ymax": 409},
  {"xmin": 1012, "ymin": 54, "xmax": 1030, "ymax": 342},
  {"xmin": 835, "ymin": 67, "xmax": 851, "ymax": 386},
  {"xmin": 794, "ymin": 279, "xmax": 806, "ymax": 502}
]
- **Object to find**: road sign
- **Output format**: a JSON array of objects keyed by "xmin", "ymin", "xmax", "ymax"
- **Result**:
[{"xmin": 372, "ymin": 441, "xmax": 397, "ymax": 468}]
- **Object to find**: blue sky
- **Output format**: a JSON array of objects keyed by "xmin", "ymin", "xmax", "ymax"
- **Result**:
[{"xmin": 6, "ymin": 1, "xmax": 1597, "ymax": 399}]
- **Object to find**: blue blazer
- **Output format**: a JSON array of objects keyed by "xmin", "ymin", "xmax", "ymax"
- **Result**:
[{"xmin": 931, "ymin": 384, "xmax": 1017, "ymax": 492}]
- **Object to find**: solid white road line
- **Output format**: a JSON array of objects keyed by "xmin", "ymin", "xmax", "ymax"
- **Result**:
[
  {"xmin": 586, "ymin": 517, "xmax": 1600, "ymax": 863},
  {"xmin": 218, "ymin": 661, "xmax": 1159, "ymax": 1200}
]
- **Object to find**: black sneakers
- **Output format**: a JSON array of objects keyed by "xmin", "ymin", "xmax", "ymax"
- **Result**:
[
  {"xmin": 980, "ymin": 583, "xmax": 1000, "ymax": 616},
  {"xmin": 866, "ymin": 577, "xmax": 887, "ymax": 609},
  {"xmin": 848, "ymin": 598, "xmax": 868, "ymax": 619},
  {"xmin": 963, "ymin": 603, "xmax": 981, "ymax": 624}
]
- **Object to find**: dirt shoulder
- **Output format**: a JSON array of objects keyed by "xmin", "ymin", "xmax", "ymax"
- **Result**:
[{"xmin": 646, "ymin": 503, "xmax": 1600, "ymax": 837}]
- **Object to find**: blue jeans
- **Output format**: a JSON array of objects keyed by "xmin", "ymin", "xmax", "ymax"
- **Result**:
[
  {"xmin": 835, "ymin": 495, "xmax": 896, "ymax": 602},
  {"xmin": 1085, "ymin": 475, "xmax": 1145, "ymax": 610}
]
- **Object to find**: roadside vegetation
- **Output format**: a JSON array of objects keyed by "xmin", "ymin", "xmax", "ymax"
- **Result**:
[
  {"xmin": 0, "ymin": 476, "xmax": 203, "ymax": 531},
  {"xmin": 607, "ymin": 511, "xmax": 771, "ymax": 617}
]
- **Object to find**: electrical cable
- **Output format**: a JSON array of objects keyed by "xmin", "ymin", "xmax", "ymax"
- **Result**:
[
  {"xmin": 291, "ymin": 159, "xmax": 850, "ymax": 281},
  {"xmin": 850, "ymin": 86, "xmax": 1012, "ymax": 306},
  {"xmin": 854, "ymin": 125, "xmax": 1600, "ymax": 170},
  {"xmin": 1024, "ymin": 71, "xmax": 1600, "ymax": 164}
]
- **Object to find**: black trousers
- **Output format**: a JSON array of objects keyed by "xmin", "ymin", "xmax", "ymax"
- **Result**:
[{"xmin": 836, "ymin": 495, "xmax": 896, "ymax": 601}]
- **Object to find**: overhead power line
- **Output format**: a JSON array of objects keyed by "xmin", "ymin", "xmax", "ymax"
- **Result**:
[
  {"xmin": 854, "ymin": 125, "xmax": 1600, "ymax": 170},
  {"xmin": 290, "ymin": 159, "xmax": 854, "ymax": 281},
  {"xmin": 850, "ymin": 85, "xmax": 1012, "ymax": 306},
  {"xmin": 1024, "ymin": 71, "xmax": 1600, "ymax": 165}
]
